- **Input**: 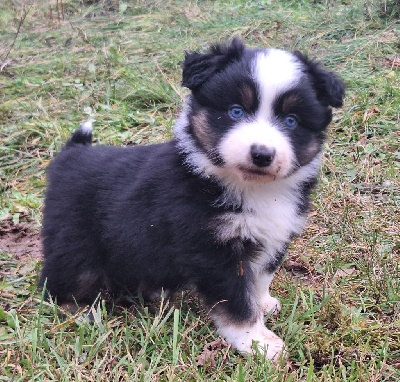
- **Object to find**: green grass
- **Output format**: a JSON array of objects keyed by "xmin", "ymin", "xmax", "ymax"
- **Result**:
[{"xmin": 1, "ymin": 0, "xmax": 399, "ymax": 380}]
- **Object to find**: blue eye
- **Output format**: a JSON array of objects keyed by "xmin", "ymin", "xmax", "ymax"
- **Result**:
[
  {"xmin": 284, "ymin": 115, "xmax": 298, "ymax": 128},
  {"xmin": 229, "ymin": 106, "xmax": 244, "ymax": 119}
]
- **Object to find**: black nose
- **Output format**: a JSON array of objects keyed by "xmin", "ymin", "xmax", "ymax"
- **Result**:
[{"xmin": 250, "ymin": 144, "xmax": 276, "ymax": 167}]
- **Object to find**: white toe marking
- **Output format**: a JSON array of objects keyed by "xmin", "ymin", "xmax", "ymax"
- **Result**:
[
  {"xmin": 255, "ymin": 272, "xmax": 281, "ymax": 314},
  {"xmin": 212, "ymin": 315, "xmax": 285, "ymax": 360},
  {"xmin": 260, "ymin": 295, "xmax": 281, "ymax": 315}
]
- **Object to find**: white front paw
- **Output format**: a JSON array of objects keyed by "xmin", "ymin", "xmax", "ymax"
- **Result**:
[
  {"xmin": 260, "ymin": 295, "xmax": 281, "ymax": 315},
  {"xmin": 216, "ymin": 320, "xmax": 285, "ymax": 360},
  {"xmin": 252, "ymin": 328, "xmax": 285, "ymax": 360}
]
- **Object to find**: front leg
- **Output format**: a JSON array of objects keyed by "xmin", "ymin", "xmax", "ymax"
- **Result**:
[
  {"xmin": 211, "ymin": 309, "xmax": 285, "ymax": 359},
  {"xmin": 199, "ymin": 265, "xmax": 285, "ymax": 360},
  {"xmin": 256, "ymin": 272, "xmax": 281, "ymax": 315}
]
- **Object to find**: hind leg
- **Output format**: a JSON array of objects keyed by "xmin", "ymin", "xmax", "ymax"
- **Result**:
[{"xmin": 40, "ymin": 232, "xmax": 108, "ymax": 306}]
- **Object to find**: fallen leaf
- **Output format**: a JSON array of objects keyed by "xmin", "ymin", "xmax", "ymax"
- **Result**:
[
  {"xmin": 362, "ymin": 107, "xmax": 380, "ymax": 122},
  {"xmin": 284, "ymin": 260, "xmax": 310, "ymax": 275},
  {"xmin": 385, "ymin": 54, "xmax": 400, "ymax": 67},
  {"xmin": 196, "ymin": 338, "xmax": 229, "ymax": 368},
  {"xmin": 334, "ymin": 268, "xmax": 358, "ymax": 279},
  {"xmin": 385, "ymin": 61, "xmax": 400, "ymax": 67}
]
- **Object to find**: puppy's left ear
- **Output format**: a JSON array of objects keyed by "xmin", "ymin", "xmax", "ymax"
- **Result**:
[
  {"xmin": 294, "ymin": 51, "xmax": 346, "ymax": 108},
  {"xmin": 182, "ymin": 38, "xmax": 245, "ymax": 90}
]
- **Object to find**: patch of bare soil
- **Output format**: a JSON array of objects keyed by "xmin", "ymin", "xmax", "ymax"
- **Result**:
[{"xmin": 0, "ymin": 217, "xmax": 42, "ymax": 260}]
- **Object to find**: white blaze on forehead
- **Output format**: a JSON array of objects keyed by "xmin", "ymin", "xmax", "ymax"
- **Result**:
[
  {"xmin": 253, "ymin": 49, "xmax": 303, "ymax": 119},
  {"xmin": 214, "ymin": 49, "xmax": 304, "ymax": 183},
  {"xmin": 174, "ymin": 50, "xmax": 306, "ymax": 186}
]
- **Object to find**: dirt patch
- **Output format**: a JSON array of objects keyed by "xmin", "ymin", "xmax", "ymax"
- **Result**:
[{"xmin": 0, "ymin": 217, "xmax": 42, "ymax": 260}]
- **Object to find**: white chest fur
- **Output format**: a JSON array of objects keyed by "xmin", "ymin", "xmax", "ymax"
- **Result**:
[{"xmin": 213, "ymin": 158, "xmax": 321, "ymax": 273}]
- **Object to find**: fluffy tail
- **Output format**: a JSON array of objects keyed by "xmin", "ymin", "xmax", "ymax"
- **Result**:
[{"xmin": 65, "ymin": 119, "xmax": 93, "ymax": 147}]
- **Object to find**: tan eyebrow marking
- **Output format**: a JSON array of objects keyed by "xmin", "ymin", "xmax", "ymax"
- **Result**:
[
  {"xmin": 239, "ymin": 83, "xmax": 255, "ymax": 110},
  {"xmin": 282, "ymin": 94, "xmax": 301, "ymax": 114}
]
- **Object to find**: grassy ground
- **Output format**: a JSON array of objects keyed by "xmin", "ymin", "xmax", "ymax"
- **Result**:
[{"xmin": 0, "ymin": 0, "xmax": 399, "ymax": 380}]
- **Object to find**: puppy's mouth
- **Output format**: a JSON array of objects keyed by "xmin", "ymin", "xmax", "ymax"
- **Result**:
[{"xmin": 237, "ymin": 165, "xmax": 279, "ymax": 182}]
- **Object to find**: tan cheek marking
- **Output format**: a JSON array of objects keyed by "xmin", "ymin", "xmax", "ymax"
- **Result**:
[
  {"xmin": 300, "ymin": 137, "xmax": 321, "ymax": 165},
  {"xmin": 191, "ymin": 110, "xmax": 217, "ymax": 153}
]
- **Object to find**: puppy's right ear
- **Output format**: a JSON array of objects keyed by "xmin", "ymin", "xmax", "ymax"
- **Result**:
[
  {"xmin": 293, "ymin": 51, "xmax": 346, "ymax": 108},
  {"xmin": 182, "ymin": 38, "xmax": 245, "ymax": 90}
]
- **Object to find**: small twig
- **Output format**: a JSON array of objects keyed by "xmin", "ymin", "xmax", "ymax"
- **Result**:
[
  {"xmin": 0, "ymin": 5, "xmax": 31, "ymax": 71},
  {"xmin": 154, "ymin": 60, "xmax": 184, "ymax": 100},
  {"xmin": 66, "ymin": 16, "xmax": 90, "ymax": 44},
  {"xmin": 49, "ymin": 4, "xmax": 53, "ymax": 25},
  {"xmin": 0, "ymin": 59, "xmax": 12, "ymax": 72},
  {"xmin": 57, "ymin": 0, "xmax": 62, "ymax": 22},
  {"xmin": 61, "ymin": 0, "xmax": 65, "ymax": 20},
  {"xmin": 10, "ymin": 356, "xmax": 19, "ymax": 382}
]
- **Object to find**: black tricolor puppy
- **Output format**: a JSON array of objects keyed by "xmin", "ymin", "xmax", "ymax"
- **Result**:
[{"xmin": 40, "ymin": 39, "xmax": 345, "ymax": 359}]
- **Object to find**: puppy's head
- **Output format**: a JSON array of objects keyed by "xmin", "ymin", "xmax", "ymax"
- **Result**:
[{"xmin": 177, "ymin": 39, "xmax": 345, "ymax": 183}]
